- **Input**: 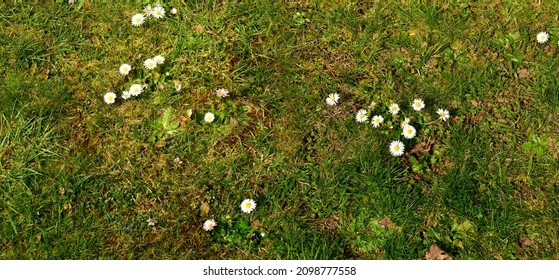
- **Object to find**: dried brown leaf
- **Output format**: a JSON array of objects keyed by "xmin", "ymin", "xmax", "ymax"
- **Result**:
[
  {"xmin": 200, "ymin": 202, "xmax": 210, "ymax": 216},
  {"xmin": 425, "ymin": 244, "xmax": 453, "ymax": 260},
  {"xmin": 154, "ymin": 139, "xmax": 166, "ymax": 148},
  {"xmin": 194, "ymin": 24, "xmax": 204, "ymax": 33},
  {"xmin": 176, "ymin": 115, "xmax": 189, "ymax": 127},
  {"xmin": 378, "ymin": 217, "xmax": 391, "ymax": 229},
  {"xmin": 519, "ymin": 237, "xmax": 537, "ymax": 249}
]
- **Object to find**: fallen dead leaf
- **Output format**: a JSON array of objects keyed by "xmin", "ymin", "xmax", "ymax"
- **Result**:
[
  {"xmin": 194, "ymin": 24, "xmax": 204, "ymax": 33},
  {"xmin": 154, "ymin": 139, "xmax": 166, "ymax": 148},
  {"xmin": 200, "ymin": 202, "xmax": 210, "ymax": 216},
  {"xmin": 378, "ymin": 217, "xmax": 391, "ymax": 230},
  {"xmin": 519, "ymin": 237, "xmax": 537, "ymax": 249},
  {"xmin": 426, "ymin": 244, "xmax": 453, "ymax": 260},
  {"xmin": 410, "ymin": 139, "xmax": 433, "ymax": 160},
  {"xmin": 517, "ymin": 68, "xmax": 532, "ymax": 79},
  {"xmin": 176, "ymin": 115, "xmax": 189, "ymax": 127}
]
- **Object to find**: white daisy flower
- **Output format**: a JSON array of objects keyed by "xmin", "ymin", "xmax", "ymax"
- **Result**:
[
  {"xmin": 402, "ymin": 125, "xmax": 416, "ymax": 139},
  {"xmin": 147, "ymin": 218, "xmax": 156, "ymax": 226},
  {"xmin": 537, "ymin": 32, "xmax": 549, "ymax": 44},
  {"xmin": 104, "ymin": 92, "xmax": 116, "ymax": 104},
  {"xmin": 170, "ymin": 8, "xmax": 177, "ymax": 15},
  {"xmin": 121, "ymin": 91, "xmax": 131, "ymax": 100},
  {"xmin": 152, "ymin": 6, "xmax": 165, "ymax": 19},
  {"xmin": 389, "ymin": 103, "xmax": 400, "ymax": 115},
  {"xmin": 129, "ymin": 84, "xmax": 143, "ymax": 96},
  {"xmin": 371, "ymin": 115, "xmax": 384, "ymax": 128},
  {"xmin": 174, "ymin": 81, "xmax": 182, "ymax": 92},
  {"xmin": 144, "ymin": 58, "xmax": 157, "ymax": 70},
  {"xmin": 400, "ymin": 117, "xmax": 410, "ymax": 128},
  {"xmin": 389, "ymin": 140, "xmax": 405, "ymax": 157},
  {"xmin": 215, "ymin": 88, "xmax": 229, "ymax": 98},
  {"xmin": 355, "ymin": 109, "xmax": 368, "ymax": 123},
  {"xmin": 131, "ymin": 13, "xmax": 145, "ymax": 27},
  {"xmin": 119, "ymin": 64, "xmax": 131, "ymax": 75},
  {"xmin": 204, "ymin": 112, "xmax": 215, "ymax": 123},
  {"xmin": 143, "ymin": 4, "xmax": 153, "ymax": 16},
  {"xmin": 240, "ymin": 199, "xmax": 257, "ymax": 213},
  {"xmin": 203, "ymin": 219, "xmax": 217, "ymax": 231},
  {"xmin": 412, "ymin": 99, "xmax": 425, "ymax": 111},
  {"xmin": 326, "ymin": 93, "xmax": 340, "ymax": 106},
  {"xmin": 436, "ymin": 108, "xmax": 450, "ymax": 122},
  {"xmin": 153, "ymin": 55, "xmax": 165, "ymax": 65}
]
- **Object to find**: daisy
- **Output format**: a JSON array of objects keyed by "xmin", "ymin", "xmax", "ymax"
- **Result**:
[
  {"xmin": 371, "ymin": 115, "xmax": 384, "ymax": 128},
  {"xmin": 121, "ymin": 90, "xmax": 131, "ymax": 100},
  {"xmin": 389, "ymin": 103, "xmax": 400, "ymax": 115},
  {"xmin": 326, "ymin": 93, "xmax": 340, "ymax": 106},
  {"xmin": 412, "ymin": 98, "xmax": 425, "ymax": 111},
  {"xmin": 355, "ymin": 109, "xmax": 368, "ymax": 123},
  {"xmin": 153, "ymin": 55, "xmax": 165, "ymax": 65},
  {"xmin": 400, "ymin": 117, "xmax": 410, "ymax": 128},
  {"xmin": 389, "ymin": 140, "xmax": 405, "ymax": 157},
  {"xmin": 174, "ymin": 81, "xmax": 182, "ymax": 92},
  {"xmin": 402, "ymin": 125, "xmax": 416, "ymax": 139},
  {"xmin": 129, "ymin": 84, "xmax": 143, "ymax": 96},
  {"xmin": 204, "ymin": 112, "xmax": 215, "ymax": 123},
  {"xmin": 131, "ymin": 14, "xmax": 145, "ymax": 27},
  {"xmin": 104, "ymin": 92, "xmax": 116, "ymax": 104},
  {"xmin": 119, "ymin": 64, "xmax": 131, "ymax": 75},
  {"xmin": 143, "ymin": 4, "xmax": 153, "ymax": 16},
  {"xmin": 436, "ymin": 108, "xmax": 450, "ymax": 122},
  {"xmin": 170, "ymin": 8, "xmax": 178, "ymax": 15},
  {"xmin": 240, "ymin": 199, "xmax": 257, "ymax": 213},
  {"xmin": 537, "ymin": 32, "xmax": 549, "ymax": 44},
  {"xmin": 203, "ymin": 219, "xmax": 217, "ymax": 231},
  {"xmin": 215, "ymin": 88, "xmax": 229, "ymax": 98},
  {"xmin": 147, "ymin": 218, "xmax": 156, "ymax": 226},
  {"xmin": 144, "ymin": 58, "xmax": 157, "ymax": 70},
  {"xmin": 152, "ymin": 6, "xmax": 165, "ymax": 19}
]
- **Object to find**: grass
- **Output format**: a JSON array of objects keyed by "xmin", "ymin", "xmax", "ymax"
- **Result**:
[{"xmin": 1, "ymin": 0, "xmax": 559, "ymax": 260}]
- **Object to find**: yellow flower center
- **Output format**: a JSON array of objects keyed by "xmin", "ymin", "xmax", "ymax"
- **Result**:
[
  {"xmin": 394, "ymin": 146, "xmax": 400, "ymax": 151},
  {"xmin": 245, "ymin": 203, "xmax": 252, "ymax": 209},
  {"xmin": 407, "ymin": 129, "xmax": 413, "ymax": 134}
]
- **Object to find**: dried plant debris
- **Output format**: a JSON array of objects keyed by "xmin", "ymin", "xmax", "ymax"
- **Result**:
[{"xmin": 425, "ymin": 244, "xmax": 453, "ymax": 260}]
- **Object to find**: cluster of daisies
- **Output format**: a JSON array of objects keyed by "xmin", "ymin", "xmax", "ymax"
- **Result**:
[
  {"xmin": 202, "ymin": 199, "xmax": 257, "ymax": 232},
  {"xmin": 131, "ymin": 2, "xmax": 177, "ymax": 27},
  {"xmin": 326, "ymin": 93, "xmax": 450, "ymax": 157},
  {"xmin": 102, "ymin": 3, "xmax": 179, "ymax": 104},
  {"xmin": 103, "ymin": 55, "xmax": 166, "ymax": 104}
]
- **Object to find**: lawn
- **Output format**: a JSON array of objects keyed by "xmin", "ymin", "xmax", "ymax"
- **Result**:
[{"xmin": 1, "ymin": 0, "xmax": 558, "ymax": 260}]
